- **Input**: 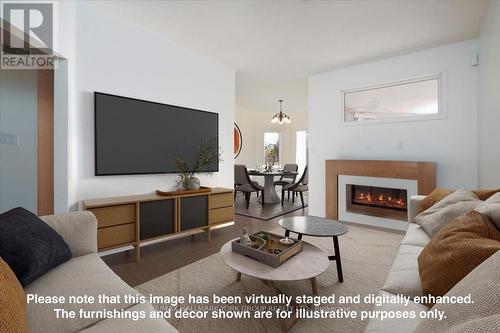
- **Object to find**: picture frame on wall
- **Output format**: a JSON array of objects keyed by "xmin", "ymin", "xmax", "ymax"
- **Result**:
[{"xmin": 234, "ymin": 123, "xmax": 242, "ymax": 159}]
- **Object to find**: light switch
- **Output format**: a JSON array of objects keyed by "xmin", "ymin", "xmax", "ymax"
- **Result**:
[{"xmin": 0, "ymin": 134, "xmax": 19, "ymax": 145}]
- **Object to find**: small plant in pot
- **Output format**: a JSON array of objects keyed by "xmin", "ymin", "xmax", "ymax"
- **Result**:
[{"xmin": 175, "ymin": 140, "xmax": 221, "ymax": 190}]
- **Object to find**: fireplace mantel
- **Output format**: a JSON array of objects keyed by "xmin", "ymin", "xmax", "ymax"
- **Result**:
[{"xmin": 325, "ymin": 160, "xmax": 436, "ymax": 220}]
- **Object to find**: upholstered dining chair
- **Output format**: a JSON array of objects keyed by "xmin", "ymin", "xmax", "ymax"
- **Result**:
[
  {"xmin": 234, "ymin": 165, "xmax": 264, "ymax": 209},
  {"xmin": 274, "ymin": 164, "xmax": 298, "ymax": 200},
  {"xmin": 282, "ymin": 166, "xmax": 308, "ymax": 208}
]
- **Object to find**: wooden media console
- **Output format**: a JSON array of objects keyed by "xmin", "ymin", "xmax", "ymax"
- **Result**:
[{"xmin": 82, "ymin": 187, "xmax": 234, "ymax": 261}]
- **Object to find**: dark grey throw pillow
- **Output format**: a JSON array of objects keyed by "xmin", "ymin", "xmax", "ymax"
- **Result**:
[{"xmin": 0, "ymin": 207, "xmax": 72, "ymax": 286}]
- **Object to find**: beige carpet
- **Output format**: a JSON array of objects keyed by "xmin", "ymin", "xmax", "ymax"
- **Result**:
[{"xmin": 136, "ymin": 224, "xmax": 403, "ymax": 333}]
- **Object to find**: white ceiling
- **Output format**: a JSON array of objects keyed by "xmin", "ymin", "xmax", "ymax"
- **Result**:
[{"xmin": 93, "ymin": 0, "xmax": 489, "ymax": 114}]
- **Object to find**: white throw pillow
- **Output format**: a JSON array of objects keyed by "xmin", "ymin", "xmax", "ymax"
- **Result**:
[
  {"xmin": 475, "ymin": 192, "xmax": 500, "ymax": 230},
  {"xmin": 415, "ymin": 189, "xmax": 481, "ymax": 237},
  {"xmin": 415, "ymin": 251, "xmax": 500, "ymax": 333}
]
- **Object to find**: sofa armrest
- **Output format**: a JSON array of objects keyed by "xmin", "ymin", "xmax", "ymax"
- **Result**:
[
  {"xmin": 408, "ymin": 195, "xmax": 426, "ymax": 223},
  {"xmin": 40, "ymin": 211, "xmax": 97, "ymax": 257}
]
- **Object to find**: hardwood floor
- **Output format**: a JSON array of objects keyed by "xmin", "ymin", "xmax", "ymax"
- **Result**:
[{"xmin": 102, "ymin": 207, "xmax": 308, "ymax": 287}]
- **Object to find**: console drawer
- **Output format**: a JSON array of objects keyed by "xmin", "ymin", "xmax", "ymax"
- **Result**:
[
  {"xmin": 210, "ymin": 192, "xmax": 233, "ymax": 209},
  {"xmin": 98, "ymin": 223, "xmax": 136, "ymax": 249},
  {"xmin": 89, "ymin": 204, "xmax": 135, "ymax": 228},
  {"xmin": 209, "ymin": 206, "xmax": 234, "ymax": 225}
]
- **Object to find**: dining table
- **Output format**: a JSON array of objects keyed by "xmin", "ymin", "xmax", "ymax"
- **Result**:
[{"xmin": 247, "ymin": 169, "xmax": 298, "ymax": 204}]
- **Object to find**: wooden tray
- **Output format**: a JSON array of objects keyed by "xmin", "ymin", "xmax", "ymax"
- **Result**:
[
  {"xmin": 156, "ymin": 186, "xmax": 212, "ymax": 197},
  {"xmin": 231, "ymin": 231, "xmax": 303, "ymax": 268}
]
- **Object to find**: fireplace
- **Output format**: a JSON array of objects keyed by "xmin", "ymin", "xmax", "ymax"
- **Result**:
[
  {"xmin": 326, "ymin": 160, "xmax": 436, "ymax": 231},
  {"xmin": 346, "ymin": 185, "xmax": 408, "ymax": 221}
]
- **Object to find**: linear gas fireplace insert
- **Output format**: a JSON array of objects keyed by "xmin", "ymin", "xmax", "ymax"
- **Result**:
[{"xmin": 346, "ymin": 184, "xmax": 408, "ymax": 221}]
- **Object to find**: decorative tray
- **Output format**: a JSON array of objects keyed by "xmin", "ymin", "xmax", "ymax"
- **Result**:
[
  {"xmin": 156, "ymin": 186, "xmax": 212, "ymax": 196},
  {"xmin": 231, "ymin": 231, "xmax": 303, "ymax": 268}
]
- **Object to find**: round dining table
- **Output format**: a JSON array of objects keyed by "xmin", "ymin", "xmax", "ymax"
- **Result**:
[{"xmin": 247, "ymin": 170, "xmax": 298, "ymax": 204}]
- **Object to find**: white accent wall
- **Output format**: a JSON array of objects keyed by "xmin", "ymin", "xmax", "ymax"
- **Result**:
[
  {"xmin": 308, "ymin": 40, "xmax": 479, "ymax": 217},
  {"xmin": 235, "ymin": 106, "xmax": 308, "ymax": 170},
  {"xmin": 59, "ymin": 2, "xmax": 235, "ymax": 210},
  {"xmin": 478, "ymin": 0, "xmax": 500, "ymax": 188}
]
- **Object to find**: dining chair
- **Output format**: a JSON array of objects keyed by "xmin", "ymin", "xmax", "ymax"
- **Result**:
[
  {"xmin": 234, "ymin": 164, "xmax": 261, "ymax": 194},
  {"xmin": 282, "ymin": 166, "xmax": 308, "ymax": 208},
  {"xmin": 234, "ymin": 165, "xmax": 264, "ymax": 209},
  {"xmin": 274, "ymin": 164, "xmax": 298, "ymax": 200}
]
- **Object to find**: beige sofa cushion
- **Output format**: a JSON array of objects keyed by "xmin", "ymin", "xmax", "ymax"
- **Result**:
[
  {"xmin": 401, "ymin": 224, "xmax": 431, "ymax": 247},
  {"xmin": 415, "ymin": 189, "xmax": 481, "ymax": 237},
  {"xmin": 415, "ymin": 251, "xmax": 500, "ymax": 333},
  {"xmin": 363, "ymin": 291, "xmax": 428, "ymax": 333},
  {"xmin": 40, "ymin": 212, "xmax": 97, "ymax": 257},
  {"xmin": 25, "ymin": 254, "xmax": 142, "ymax": 333},
  {"xmin": 408, "ymin": 195, "xmax": 426, "ymax": 222},
  {"xmin": 475, "ymin": 192, "xmax": 500, "ymax": 230},
  {"xmin": 382, "ymin": 245, "xmax": 423, "ymax": 298},
  {"xmin": 79, "ymin": 302, "xmax": 177, "ymax": 333}
]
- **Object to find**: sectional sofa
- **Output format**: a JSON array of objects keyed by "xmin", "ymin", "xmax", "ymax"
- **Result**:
[
  {"xmin": 364, "ymin": 195, "xmax": 500, "ymax": 332},
  {"xmin": 25, "ymin": 211, "xmax": 177, "ymax": 333}
]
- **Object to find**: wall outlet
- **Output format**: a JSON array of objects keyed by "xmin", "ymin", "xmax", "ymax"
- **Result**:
[{"xmin": 0, "ymin": 134, "xmax": 19, "ymax": 145}]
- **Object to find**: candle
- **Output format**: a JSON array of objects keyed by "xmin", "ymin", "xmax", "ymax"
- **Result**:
[{"xmin": 279, "ymin": 237, "xmax": 294, "ymax": 246}]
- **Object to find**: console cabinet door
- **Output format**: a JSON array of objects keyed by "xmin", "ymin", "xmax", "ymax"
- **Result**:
[
  {"xmin": 140, "ymin": 199, "xmax": 175, "ymax": 240},
  {"xmin": 180, "ymin": 195, "xmax": 208, "ymax": 231}
]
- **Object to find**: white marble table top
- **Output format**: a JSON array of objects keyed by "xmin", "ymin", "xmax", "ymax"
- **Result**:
[{"xmin": 220, "ymin": 240, "xmax": 329, "ymax": 282}]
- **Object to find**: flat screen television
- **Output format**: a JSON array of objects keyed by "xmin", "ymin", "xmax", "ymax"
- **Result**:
[{"xmin": 94, "ymin": 92, "xmax": 219, "ymax": 176}]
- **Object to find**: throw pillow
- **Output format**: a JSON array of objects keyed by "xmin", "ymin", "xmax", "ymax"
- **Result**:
[
  {"xmin": 0, "ymin": 207, "xmax": 72, "ymax": 286},
  {"xmin": 415, "ymin": 189, "xmax": 481, "ymax": 237},
  {"xmin": 0, "ymin": 257, "xmax": 29, "ymax": 333},
  {"xmin": 473, "ymin": 188, "xmax": 500, "ymax": 201},
  {"xmin": 417, "ymin": 188, "xmax": 500, "ymax": 214},
  {"xmin": 475, "ymin": 192, "xmax": 500, "ymax": 230},
  {"xmin": 418, "ymin": 211, "xmax": 500, "ymax": 306},
  {"xmin": 415, "ymin": 251, "xmax": 500, "ymax": 333},
  {"xmin": 417, "ymin": 188, "xmax": 454, "ymax": 214}
]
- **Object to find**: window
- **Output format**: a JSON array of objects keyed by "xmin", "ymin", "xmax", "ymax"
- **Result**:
[
  {"xmin": 296, "ymin": 130, "xmax": 307, "ymax": 174},
  {"xmin": 342, "ymin": 74, "xmax": 442, "ymax": 124},
  {"xmin": 264, "ymin": 132, "xmax": 280, "ymax": 165}
]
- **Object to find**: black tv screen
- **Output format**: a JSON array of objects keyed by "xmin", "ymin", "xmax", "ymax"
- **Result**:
[{"xmin": 94, "ymin": 92, "xmax": 219, "ymax": 175}]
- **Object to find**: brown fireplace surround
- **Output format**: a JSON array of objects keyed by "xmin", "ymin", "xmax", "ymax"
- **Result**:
[{"xmin": 326, "ymin": 160, "xmax": 436, "ymax": 220}]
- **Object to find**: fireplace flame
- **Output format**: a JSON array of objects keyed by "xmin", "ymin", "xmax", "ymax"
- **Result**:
[{"xmin": 355, "ymin": 191, "xmax": 406, "ymax": 209}]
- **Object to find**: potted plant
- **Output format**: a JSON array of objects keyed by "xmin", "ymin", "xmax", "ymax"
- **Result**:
[{"xmin": 175, "ymin": 140, "xmax": 221, "ymax": 190}]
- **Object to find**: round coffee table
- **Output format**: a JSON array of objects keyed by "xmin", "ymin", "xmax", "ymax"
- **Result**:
[
  {"xmin": 278, "ymin": 216, "xmax": 348, "ymax": 282},
  {"xmin": 220, "ymin": 240, "xmax": 329, "ymax": 332}
]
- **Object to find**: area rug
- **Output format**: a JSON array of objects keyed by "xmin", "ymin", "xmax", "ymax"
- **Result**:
[
  {"xmin": 136, "ymin": 224, "xmax": 402, "ymax": 333},
  {"xmin": 234, "ymin": 193, "xmax": 308, "ymax": 221}
]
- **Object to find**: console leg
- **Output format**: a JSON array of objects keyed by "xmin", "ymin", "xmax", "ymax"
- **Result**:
[{"xmin": 135, "ymin": 243, "xmax": 140, "ymax": 262}]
